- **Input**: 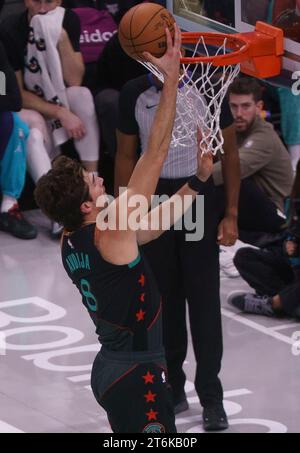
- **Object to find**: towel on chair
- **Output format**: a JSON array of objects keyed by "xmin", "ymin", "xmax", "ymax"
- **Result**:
[{"xmin": 24, "ymin": 7, "xmax": 69, "ymax": 147}]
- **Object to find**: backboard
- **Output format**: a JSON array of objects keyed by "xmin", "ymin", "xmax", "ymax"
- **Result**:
[{"xmin": 167, "ymin": 0, "xmax": 300, "ymax": 87}]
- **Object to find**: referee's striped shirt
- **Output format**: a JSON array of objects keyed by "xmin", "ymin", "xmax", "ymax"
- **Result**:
[{"xmin": 118, "ymin": 74, "xmax": 233, "ymax": 179}]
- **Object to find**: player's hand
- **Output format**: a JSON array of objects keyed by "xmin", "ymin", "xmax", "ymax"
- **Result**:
[
  {"xmin": 196, "ymin": 151, "xmax": 213, "ymax": 182},
  {"xmin": 57, "ymin": 107, "xmax": 86, "ymax": 140},
  {"xmin": 142, "ymin": 23, "xmax": 181, "ymax": 81},
  {"xmin": 196, "ymin": 129, "xmax": 213, "ymax": 182}
]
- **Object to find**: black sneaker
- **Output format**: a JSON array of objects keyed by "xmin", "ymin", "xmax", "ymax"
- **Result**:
[
  {"xmin": 173, "ymin": 393, "xmax": 189, "ymax": 415},
  {"xmin": 202, "ymin": 404, "xmax": 229, "ymax": 431},
  {"xmin": 228, "ymin": 292, "xmax": 275, "ymax": 317},
  {"xmin": 0, "ymin": 204, "xmax": 38, "ymax": 240}
]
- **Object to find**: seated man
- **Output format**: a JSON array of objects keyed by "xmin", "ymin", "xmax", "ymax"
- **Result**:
[
  {"xmin": 228, "ymin": 161, "xmax": 300, "ymax": 319},
  {"xmin": 229, "ymin": 245, "xmax": 300, "ymax": 319},
  {"xmin": 213, "ymin": 77, "xmax": 294, "ymax": 244},
  {"xmin": 0, "ymin": 113, "xmax": 37, "ymax": 240},
  {"xmin": 0, "ymin": 30, "xmax": 37, "ymax": 240},
  {"xmin": 0, "ymin": 0, "xmax": 100, "ymax": 177}
]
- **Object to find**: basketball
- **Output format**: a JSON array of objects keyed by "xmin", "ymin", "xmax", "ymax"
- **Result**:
[{"xmin": 118, "ymin": 2, "xmax": 176, "ymax": 61}]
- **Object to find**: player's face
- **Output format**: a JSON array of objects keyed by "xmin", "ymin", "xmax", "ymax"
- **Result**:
[
  {"xmin": 25, "ymin": 0, "xmax": 60, "ymax": 19},
  {"xmin": 229, "ymin": 93, "xmax": 262, "ymax": 132},
  {"xmin": 84, "ymin": 172, "xmax": 106, "ymax": 205}
]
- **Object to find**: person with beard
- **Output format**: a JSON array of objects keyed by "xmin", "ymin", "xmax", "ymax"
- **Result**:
[{"xmin": 213, "ymin": 77, "xmax": 294, "ymax": 244}]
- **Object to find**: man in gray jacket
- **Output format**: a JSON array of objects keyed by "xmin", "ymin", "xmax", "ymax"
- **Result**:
[{"xmin": 213, "ymin": 77, "xmax": 294, "ymax": 243}]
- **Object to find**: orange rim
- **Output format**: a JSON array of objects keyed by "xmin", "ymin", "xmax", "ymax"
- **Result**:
[{"xmin": 180, "ymin": 32, "xmax": 250, "ymax": 66}]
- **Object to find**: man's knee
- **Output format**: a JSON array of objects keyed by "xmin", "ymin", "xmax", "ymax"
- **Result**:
[
  {"xmin": 29, "ymin": 127, "xmax": 43, "ymax": 140},
  {"xmin": 67, "ymin": 86, "xmax": 96, "ymax": 117},
  {"xmin": 233, "ymin": 247, "xmax": 257, "ymax": 271},
  {"xmin": 20, "ymin": 109, "xmax": 47, "ymax": 132}
]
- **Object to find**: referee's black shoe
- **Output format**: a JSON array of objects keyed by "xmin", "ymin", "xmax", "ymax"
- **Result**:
[{"xmin": 202, "ymin": 404, "xmax": 229, "ymax": 431}]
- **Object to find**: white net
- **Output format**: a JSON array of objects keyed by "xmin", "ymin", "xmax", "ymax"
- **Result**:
[{"xmin": 139, "ymin": 35, "xmax": 241, "ymax": 154}]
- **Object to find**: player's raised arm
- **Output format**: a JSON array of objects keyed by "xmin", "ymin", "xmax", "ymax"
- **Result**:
[
  {"xmin": 95, "ymin": 25, "xmax": 181, "ymax": 265},
  {"xmin": 99, "ymin": 25, "xmax": 181, "ymax": 230},
  {"xmin": 124, "ymin": 24, "xmax": 181, "ymax": 207}
]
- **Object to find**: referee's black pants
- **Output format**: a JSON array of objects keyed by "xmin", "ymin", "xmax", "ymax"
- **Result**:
[{"xmin": 142, "ymin": 177, "xmax": 223, "ymax": 408}]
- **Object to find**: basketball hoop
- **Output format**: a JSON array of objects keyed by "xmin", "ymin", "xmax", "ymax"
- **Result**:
[{"xmin": 139, "ymin": 21, "xmax": 284, "ymax": 153}]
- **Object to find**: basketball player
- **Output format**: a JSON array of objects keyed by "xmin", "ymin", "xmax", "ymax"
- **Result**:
[{"xmin": 34, "ymin": 25, "xmax": 213, "ymax": 433}]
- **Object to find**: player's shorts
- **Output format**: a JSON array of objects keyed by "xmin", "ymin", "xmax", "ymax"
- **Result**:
[{"xmin": 91, "ymin": 348, "xmax": 176, "ymax": 433}]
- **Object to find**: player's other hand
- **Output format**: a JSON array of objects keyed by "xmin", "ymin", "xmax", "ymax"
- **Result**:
[{"xmin": 196, "ymin": 151, "xmax": 213, "ymax": 182}]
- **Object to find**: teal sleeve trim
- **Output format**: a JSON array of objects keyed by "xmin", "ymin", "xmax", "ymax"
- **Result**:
[{"xmin": 128, "ymin": 253, "xmax": 141, "ymax": 269}]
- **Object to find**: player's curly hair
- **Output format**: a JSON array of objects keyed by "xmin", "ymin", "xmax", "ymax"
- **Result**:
[{"xmin": 34, "ymin": 156, "xmax": 91, "ymax": 232}]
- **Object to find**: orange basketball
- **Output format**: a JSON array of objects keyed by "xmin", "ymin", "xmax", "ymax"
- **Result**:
[{"xmin": 118, "ymin": 2, "xmax": 176, "ymax": 61}]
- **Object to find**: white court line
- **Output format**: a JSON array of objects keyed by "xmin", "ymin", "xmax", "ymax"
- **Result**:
[
  {"xmin": 0, "ymin": 421, "xmax": 24, "ymax": 433},
  {"xmin": 224, "ymin": 388, "xmax": 252, "ymax": 398},
  {"xmin": 68, "ymin": 374, "xmax": 90, "ymax": 383},
  {"xmin": 271, "ymin": 322, "xmax": 300, "ymax": 331},
  {"xmin": 221, "ymin": 308, "xmax": 294, "ymax": 345}
]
